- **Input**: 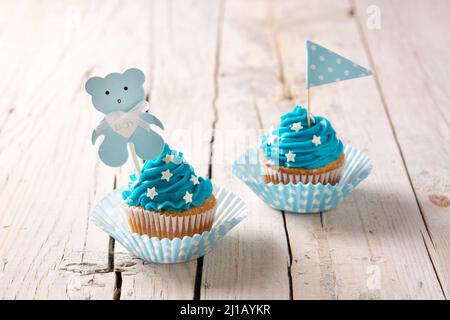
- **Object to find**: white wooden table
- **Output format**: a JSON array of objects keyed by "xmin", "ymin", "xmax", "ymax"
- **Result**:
[{"xmin": 0, "ymin": 0, "xmax": 449, "ymax": 300}]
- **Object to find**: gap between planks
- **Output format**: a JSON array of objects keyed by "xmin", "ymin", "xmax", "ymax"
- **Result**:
[
  {"xmin": 351, "ymin": 0, "xmax": 447, "ymax": 299},
  {"xmin": 111, "ymin": 0, "xmax": 226, "ymax": 300},
  {"xmin": 281, "ymin": 211, "xmax": 294, "ymax": 300},
  {"xmin": 194, "ymin": 0, "xmax": 226, "ymax": 301},
  {"xmin": 252, "ymin": 64, "xmax": 295, "ymax": 299}
]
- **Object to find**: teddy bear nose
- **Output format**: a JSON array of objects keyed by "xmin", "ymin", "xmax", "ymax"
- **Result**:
[{"xmin": 117, "ymin": 99, "xmax": 122, "ymax": 103}]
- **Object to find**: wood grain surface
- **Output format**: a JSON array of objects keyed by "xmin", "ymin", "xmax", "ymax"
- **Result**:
[{"xmin": 0, "ymin": 0, "xmax": 448, "ymax": 299}]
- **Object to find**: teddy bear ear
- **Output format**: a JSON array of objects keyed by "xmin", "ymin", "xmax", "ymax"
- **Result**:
[
  {"xmin": 124, "ymin": 68, "xmax": 145, "ymax": 84},
  {"xmin": 85, "ymin": 76, "xmax": 102, "ymax": 95}
]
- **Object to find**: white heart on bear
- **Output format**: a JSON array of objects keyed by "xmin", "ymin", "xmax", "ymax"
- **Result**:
[
  {"xmin": 96, "ymin": 101, "xmax": 150, "ymax": 140},
  {"xmin": 106, "ymin": 114, "xmax": 139, "ymax": 139}
]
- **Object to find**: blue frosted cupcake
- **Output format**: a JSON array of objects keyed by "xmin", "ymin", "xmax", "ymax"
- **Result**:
[
  {"xmin": 260, "ymin": 106, "xmax": 344, "ymax": 185},
  {"xmin": 122, "ymin": 144, "xmax": 216, "ymax": 239}
]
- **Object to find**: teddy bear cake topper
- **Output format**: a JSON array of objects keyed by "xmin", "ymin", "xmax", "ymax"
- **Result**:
[{"xmin": 85, "ymin": 68, "xmax": 165, "ymax": 170}]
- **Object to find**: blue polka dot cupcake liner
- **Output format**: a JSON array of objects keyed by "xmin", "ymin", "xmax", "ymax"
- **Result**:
[
  {"xmin": 91, "ymin": 185, "xmax": 247, "ymax": 263},
  {"xmin": 232, "ymin": 145, "xmax": 373, "ymax": 213}
]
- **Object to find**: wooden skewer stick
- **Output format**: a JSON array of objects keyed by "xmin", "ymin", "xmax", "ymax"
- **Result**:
[
  {"xmin": 307, "ymin": 87, "xmax": 311, "ymax": 127},
  {"xmin": 128, "ymin": 143, "xmax": 142, "ymax": 177}
]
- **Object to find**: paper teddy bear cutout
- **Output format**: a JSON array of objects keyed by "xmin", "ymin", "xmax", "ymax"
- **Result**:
[{"xmin": 85, "ymin": 68, "xmax": 165, "ymax": 167}]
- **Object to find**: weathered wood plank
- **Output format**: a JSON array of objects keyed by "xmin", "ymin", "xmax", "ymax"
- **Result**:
[
  {"xmin": 269, "ymin": 0, "xmax": 444, "ymax": 299},
  {"xmin": 1, "ymin": 0, "xmax": 447, "ymax": 300},
  {"xmin": 0, "ymin": 0, "xmax": 153, "ymax": 299},
  {"xmin": 354, "ymin": 0, "xmax": 450, "ymax": 297},
  {"xmin": 114, "ymin": 0, "xmax": 220, "ymax": 300},
  {"xmin": 200, "ymin": 0, "xmax": 291, "ymax": 300}
]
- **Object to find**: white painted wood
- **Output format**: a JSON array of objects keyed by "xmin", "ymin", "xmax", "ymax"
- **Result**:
[
  {"xmin": 0, "ymin": 0, "xmax": 153, "ymax": 299},
  {"xmin": 270, "ymin": 0, "xmax": 444, "ymax": 299},
  {"xmin": 200, "ymin": 0, "xmax": 291, "ymax": 300},
  {"xmin": 355, "ymin": 0, "xmax": 450, "ymax": 297},
  {"xmin": 0, "ymin": 0, "xmax": 448, "ymax": 300},
  {"xmin": 113, "ymin": 0, "xmax": 221, "ymax": 299}
]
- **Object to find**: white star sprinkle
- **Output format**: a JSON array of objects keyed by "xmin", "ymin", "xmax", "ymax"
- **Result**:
[
  {"xmin": 183, "ymin": 191, "xmax": 193, "ymax": 204},
  {"xmin": 146, "ymin": 187, "xmax": 158, "ymax": 200},
  {"xmin": 291, "ymin": 122, "xmax": 303, "ymax": 132},
  {"xmin": 162, "ymin": 154, "xmax": 174, "ymax": 164},
  {"xmin": 266, "ymin": 134, "xmax": 276, "ymax": 145},
  {"xmin": 286, "ymin": 151, "xmax": 296, "ymax": 162},
  {"xmin": 161, "ymin": 169, "xmax": 173, "ymax": 182},
  {"xmin": 312, "ymin": 135, "xmax": 321, "ymax": 146},
  {"xmin": 190, "ymin": 175, "xmax": 200, "ymax": 185}
]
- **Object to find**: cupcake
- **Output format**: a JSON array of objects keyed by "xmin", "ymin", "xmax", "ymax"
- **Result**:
[
  {"xmin": 260, "ymin": 106, "xmax": 344, "ymax": 185},
  {"xmin": 122, "ymin": 144, "xmax": 216, "ymax": 239}
]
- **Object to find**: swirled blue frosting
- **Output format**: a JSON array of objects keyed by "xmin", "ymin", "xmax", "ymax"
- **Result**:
[
  {"xmin": 122, "ymin": 144, "xmax": 213, "ymax": 212},
  {"xmin": 261, "ymin": 106, "xmax": 343, "ymax": 169}
]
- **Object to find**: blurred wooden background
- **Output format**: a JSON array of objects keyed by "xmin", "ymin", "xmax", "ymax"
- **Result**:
[{"xmin": 0, "ymin": 0, "xmax": 449, "ymax": 299}]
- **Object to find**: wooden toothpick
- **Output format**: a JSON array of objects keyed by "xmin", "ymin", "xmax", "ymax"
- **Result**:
[
  {"xmin": 128, "ymin": 143, "xmax": 142, "ymax": 177},
  {"xmin": 307, "ymin": 87, "xmax": 311, "ymax": 127}
]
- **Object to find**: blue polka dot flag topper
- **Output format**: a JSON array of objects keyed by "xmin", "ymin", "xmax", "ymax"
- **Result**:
[{"xmin": 306, "ymin": 40, "xmax": 372, "ymax": 88}]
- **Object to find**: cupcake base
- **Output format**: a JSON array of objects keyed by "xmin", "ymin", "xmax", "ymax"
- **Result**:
[
  {"xmin": 91, "ymin": 186, "xmax": 248, "ymax": 263},
  {"xmin": 124, "ymin": 195, "xmax": 217, "ymax": 240},
  {"xmin": 232, "ymin": 146, "xmax": 372, "ymax": 213},
  {"xmin": 261, "ymin": 153, "xmax": 345, "ymax": 185}
]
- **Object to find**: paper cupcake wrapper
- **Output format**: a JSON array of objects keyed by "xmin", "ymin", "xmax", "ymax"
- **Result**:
[
  {"xmin": 232, "ymin": 145, "xmax": 373, "ymax": 213},
  {"xmin": 262, "ymin": 163, "xmax": 343, "ymax": 185},
  {"xmin": 125, "ymin": 204, "xmax": 216, "ymax": 239},
  {"xmin": 91, "ymin": 185, "xmax": 247, "ymax": 263}
]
